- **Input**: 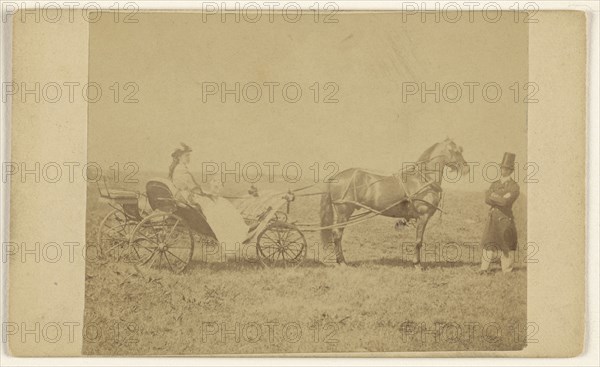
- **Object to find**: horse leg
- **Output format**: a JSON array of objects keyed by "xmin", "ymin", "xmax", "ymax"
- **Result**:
[
  {"xmin": 413, "ymin": 212, "xmax": 433, "ymax": 270},
  {"xmin": 332, "ymin": 204, "xmax": 354, "ymax": 265}
]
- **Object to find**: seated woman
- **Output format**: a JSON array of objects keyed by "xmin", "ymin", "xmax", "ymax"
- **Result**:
[{"xmin": 168, "ymin": 144, "xmax": 249, "ymax": 247}]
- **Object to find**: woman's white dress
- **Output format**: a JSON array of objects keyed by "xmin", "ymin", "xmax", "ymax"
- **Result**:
[{"xmin": 171, "ymin": 164, "xmax": 248, "ymax": 246}]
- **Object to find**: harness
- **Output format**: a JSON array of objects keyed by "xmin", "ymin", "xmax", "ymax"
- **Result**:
[{"xmin": 343, "ymin": 154, "xmax": 449, "ymax": 214}]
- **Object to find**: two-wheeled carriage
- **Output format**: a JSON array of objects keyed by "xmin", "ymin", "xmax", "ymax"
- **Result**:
[
  {"xmin": 96, "ymin": 140, "xmax": 461, "ymax": 272},
  {"xmin": 116, "ymin": 180, "xmax": 308, "ymax": 273}
]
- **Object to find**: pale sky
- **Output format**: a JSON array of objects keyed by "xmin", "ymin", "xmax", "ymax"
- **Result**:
[{"xmin": 89, "ymin": 12, "xmax": 528, "ymax": 191}]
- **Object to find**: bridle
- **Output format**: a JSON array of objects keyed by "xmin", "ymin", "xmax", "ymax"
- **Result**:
[{"xmin": 393, "ymin": 146, "xmax": 464, "ymax": 212}]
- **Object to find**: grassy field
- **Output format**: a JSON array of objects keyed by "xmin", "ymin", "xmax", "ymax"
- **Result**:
[{"xmin": 83, "ymin": 175, "xmax": 527, "ymax": 354}]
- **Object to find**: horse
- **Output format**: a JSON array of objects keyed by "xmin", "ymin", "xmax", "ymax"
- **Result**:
[{"xmin": 319, "ymin": 138, "xmax": 469, "ymax": 268}]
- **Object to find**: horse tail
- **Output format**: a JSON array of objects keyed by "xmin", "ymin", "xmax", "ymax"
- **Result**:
[{"xmin": 320, "ymin": 191, "xmax": 334, "ymax": 246}]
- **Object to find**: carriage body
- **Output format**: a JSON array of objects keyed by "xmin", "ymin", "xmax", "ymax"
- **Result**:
[
  {"xmin": 123, "ymin": 180, "xmax": 307, "ymax": 273},
  {"xmin": 98, "ymin": 176, "xmax": 307, "ymax": 273}
]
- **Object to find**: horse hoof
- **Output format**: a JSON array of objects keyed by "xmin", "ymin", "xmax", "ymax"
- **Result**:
[
  {"xmin": 337, "ymin": 262, "xmax": 348, "ymax": 268},
  {"xmin": 414, "ymin": 264, "xmax": 422, "ymax": 271}
]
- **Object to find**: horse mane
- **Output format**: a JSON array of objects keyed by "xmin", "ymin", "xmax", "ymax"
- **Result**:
[{"xmin": 418, "ymin": 142, "xmax": 440, "ymax": 161}]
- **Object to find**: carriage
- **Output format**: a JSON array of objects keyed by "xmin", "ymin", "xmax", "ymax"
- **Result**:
[
  {"xmin": 96, "ymin": 139, "xmax": 462, "ymax": 271},
  {"xmin": 96, "ymin": 179, "xmax": 308, "ymax": 273}
]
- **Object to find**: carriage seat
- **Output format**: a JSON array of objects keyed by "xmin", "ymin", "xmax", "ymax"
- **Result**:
[
  {"xmin": 107, "ymin": 189, "xmax": 137, "ymax": 200},
  {"xmin": 145, "ymin": 178, "xmax": 217, "ymax": 240},
  {"xmin": 146, "ymin": 179, "xmax": 183, "ymax": 212},
  {"xmin": 104, "ymin": 189, "xmax": 138, "ymax": 204}
]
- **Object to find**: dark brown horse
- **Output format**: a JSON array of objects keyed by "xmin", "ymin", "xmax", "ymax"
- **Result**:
[{"xmin": 320, "ymin": 138, "xmax": 469, "ymax": 268}]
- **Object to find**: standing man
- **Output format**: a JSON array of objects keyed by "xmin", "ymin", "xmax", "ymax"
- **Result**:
[{"xmin": 479, "ymin": 152, "xmax": 520, "ymax": 273}]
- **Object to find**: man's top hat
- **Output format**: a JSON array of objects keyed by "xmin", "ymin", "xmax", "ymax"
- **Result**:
[{"xmin": 500, "ymin": 152, "xmax": 516, "ymax": 169}]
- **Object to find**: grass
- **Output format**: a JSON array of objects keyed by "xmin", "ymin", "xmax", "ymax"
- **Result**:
[{"xmin": 83, "ymin": 177, "xmax": 527, "ymax": 355}]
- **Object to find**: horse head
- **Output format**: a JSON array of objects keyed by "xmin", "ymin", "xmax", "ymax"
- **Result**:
[{"xmin": 440, "ymin": 138, "xmax": 470, "ymax": 175}]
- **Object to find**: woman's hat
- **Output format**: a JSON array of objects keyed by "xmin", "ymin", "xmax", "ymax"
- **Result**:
[
  {"xmin": 171, "ymin": 143, "xmax": 192, "ymax": 159},
  {"xmin": 500, "ymin": 152, "xmax": 516, "ymax": 169}
]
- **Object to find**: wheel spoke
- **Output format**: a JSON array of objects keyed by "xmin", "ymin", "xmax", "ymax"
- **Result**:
[
  {"xmin": 113, "ymin": 225, "xmax": 130, "ymax": 237},
  {"xmin": 281, "ymin": 228, "xmax": 291, "ymax": 242},
  {"xmin": 258, "ymin": 246, "xmax": 275, "ymax": 262},
  {"xmin": 148, "ymin": 220, "xmax": 163, "ymax": 242},
  {"xmin": 106, "ymin": 241, "xmax": 127, "ymax": 253},
  {"xmin": 102, "ymin": 226, "xmax": 128, "ymax": 239},
  {"xmin": 146, "ymin": 249, "xmax": 160, "ymax": 268},
  {"xmin": 136, "ymin": 230, "xmax": 161, "ymax": 247},
  {"xmin": 259, "ymin": 244, "xmax": 279, "ymax": 251},
  {"xmin": 286, "ymin": 246, "xmax": 303, "ymax": 261},
  {"xmin": 101, "ymin": 235, "xmax": 124, "ymax": 246},
  {"xmin": 260, "ymin": 238, "xmax": 278, "ymax": 247},
  {"xmin": 165, "ymin": 230, "xmax": 191, "ymax": 252},
  {"xmin": 103, "ymin": 227, "xmax": 123, "ymax": 238},
  {"xmin": 283, "ymin": 246, "xmax": 296, "ymax": 259},
  {"xmin": 163, "ymin": 251, "xmax": 176, "ymax": 272},
  {"xmin": 130, "ymin": 243, "xmax": 141, "ymax": 259},
  {"xmin": 136, "ymin": 242, "xmax": 157, "ymax": 253},
  {"xmin": 165, "ymin": 219, "xmax": 181, "ymax": 243},
  {"xmin": 275, "ymin": 228, "xmax": 283, "ymax": 244},
  {"xmin": 262, "ymin": 232, "xmax": 279, "ymax": 245},
  {"xmin": 164, "ymin": 251, "xmax": 185, "ymax": 269},
  {"xmin": 284, "ymin": 232, "xmax": 302, "ymax": 245},
  {"xmin": 165, "ymin": 249, "xmax": 187, "ymax": 265},
  {"xmin": 285, "ymin": 240, "xmax": 304, "ymax": 251}
]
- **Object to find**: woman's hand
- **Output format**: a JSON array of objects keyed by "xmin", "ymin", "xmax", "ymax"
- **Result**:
[{"xmin": 192, "ymin": 186, "xmax": 206, "ymax": 195}]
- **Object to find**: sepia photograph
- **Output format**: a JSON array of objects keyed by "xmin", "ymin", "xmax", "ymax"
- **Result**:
[{"xmin": 84, "ymin": 11, "xmax": 529, "ymax": 354}]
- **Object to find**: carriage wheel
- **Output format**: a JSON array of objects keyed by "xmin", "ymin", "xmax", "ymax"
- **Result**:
[
  {"xmin": 97, "ymin": 208, "xmax": 138, "ymax": 261},
  {"xmin": 256, "ymin": 221, "xmax": 307, "ymax": 268},
  {"xmin": 129, "ymin": 212, "xmax": 194, "ymax": 274}
]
